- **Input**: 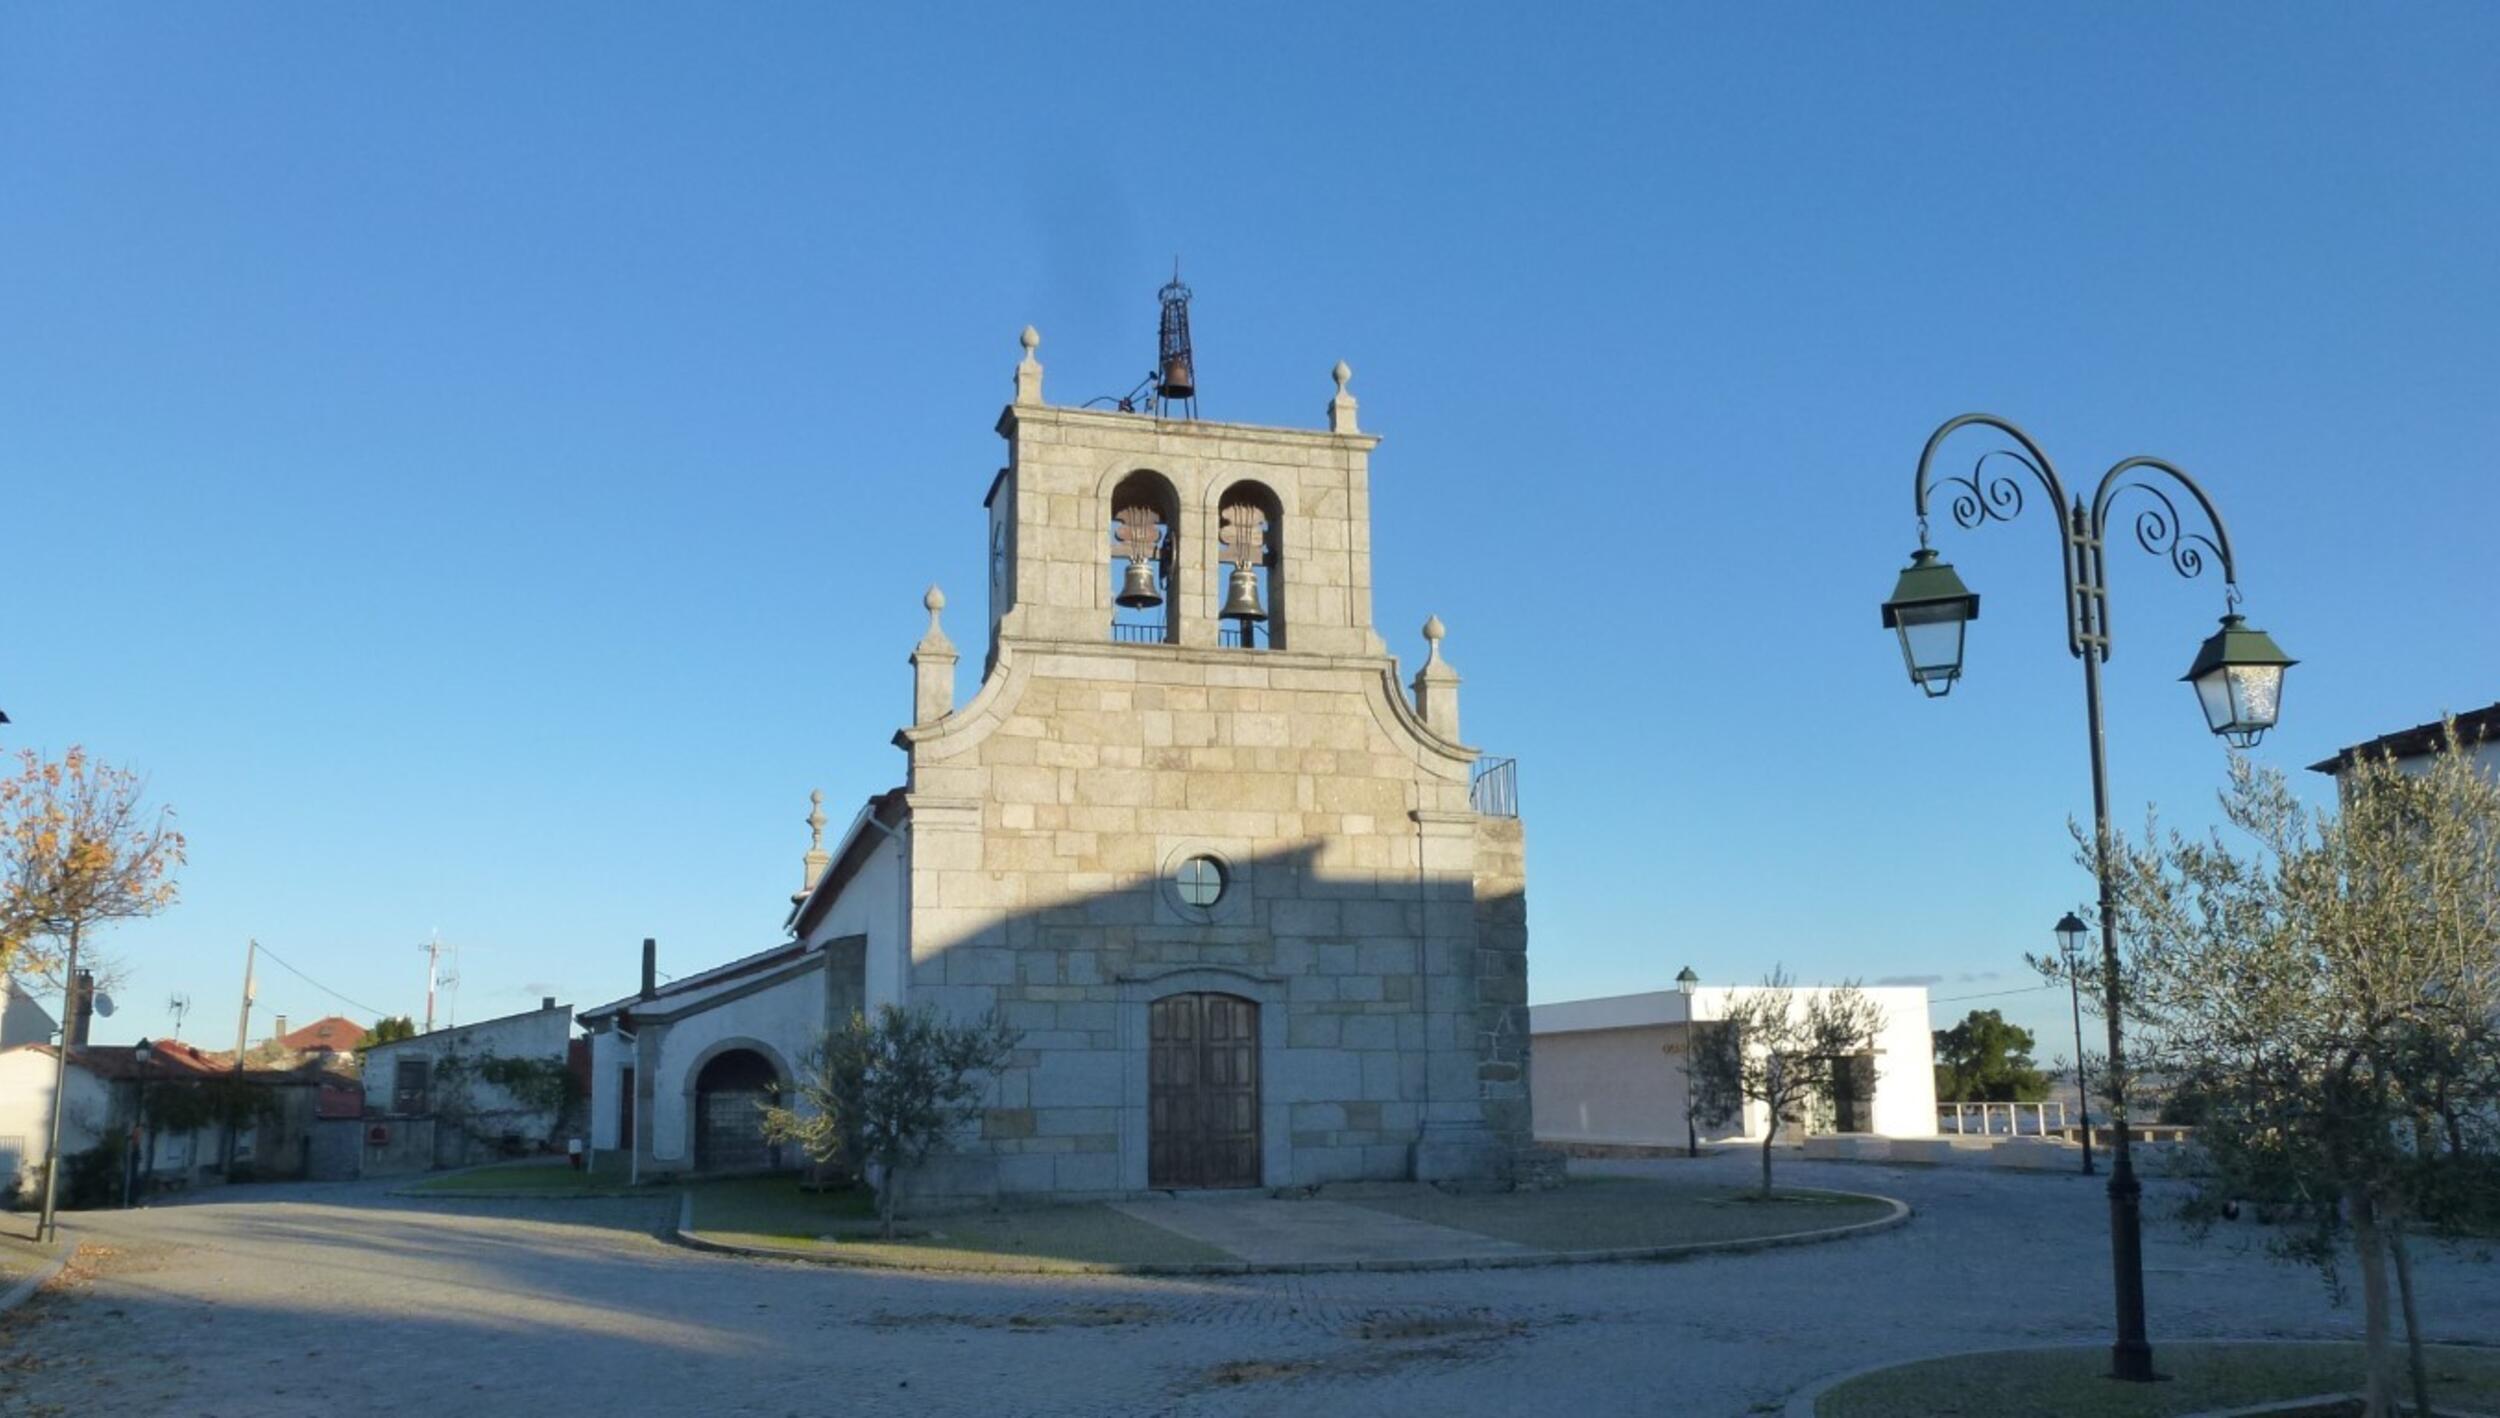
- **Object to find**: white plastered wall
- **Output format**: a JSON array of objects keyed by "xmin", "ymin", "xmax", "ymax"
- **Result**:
[
  {"xmin": 643, "ymin": 971, "xmax": 822, "ymax": 1167},
  {"xmin": 1530, "ymin": 985, "xmax": 1938, "ymax": 1145}
]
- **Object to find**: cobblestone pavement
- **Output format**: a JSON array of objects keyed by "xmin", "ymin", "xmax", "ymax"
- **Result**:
[{"xmin": 2, "ymin": 1153, "xmax": 2494, "ymax": 1418}]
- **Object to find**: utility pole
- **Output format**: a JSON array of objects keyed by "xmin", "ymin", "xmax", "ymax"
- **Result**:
[
  {"xmin": 36, "ymin": 922, "xmax": 84, "ymax": 1244},
  {"xmin": 420, "ymin": 933, "xmax": 443, "ymax": 1034},
  {"xmin": 231, "ymin": 939, "xmax": 257, "ymax": 1071}
]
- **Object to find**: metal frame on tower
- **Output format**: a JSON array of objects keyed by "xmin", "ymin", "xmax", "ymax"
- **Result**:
[{"xmin": 1155, "ymin": 268, "xmax": 1196, "ymax": 419}]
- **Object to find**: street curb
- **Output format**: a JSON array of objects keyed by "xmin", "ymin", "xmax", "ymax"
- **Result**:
[
  {"xmin": 666, "ymin": 1186, "xmax": 1911, "ymax": 1278},
  {"xmin": 0, "ymin": 1233, "xmax": 76, "ymax": 1316},
  {"xmin": 386, "ymin": 1186, "xmax": 647, "ymax": 1200},
  {"xmin": 1779, "ymin": 1337, "xmax": 2500, "ymax": 1418}
]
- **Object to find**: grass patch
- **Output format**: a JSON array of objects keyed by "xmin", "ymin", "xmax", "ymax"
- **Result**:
[
  {"xmin": 685, "ymin": 1176, "xmax": 1231, "ymax": 1270},
  {"xmin": 1343, "ymin": 1175, "xmax": 1894, "ymax": 1252},
  {"xmin": 408, "ymin": 1157, "xmax": 636, "ymax": 1194},
  {"xmin": 1816, "ymin": 1342, "xmax": 2500, "ymax": 1417},
  {"xmin": 0, "ymin": 1232, "xmax": 57, "ymax": 1283}
]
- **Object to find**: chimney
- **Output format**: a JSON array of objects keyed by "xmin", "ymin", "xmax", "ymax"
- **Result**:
[
  {"xmin": 274, "ymin": 1013, "xmax": 289, "ymax": 1042},
  {"xmin": 541, "ymin": 996, "xmax": 556, "ymax": 1012},
  {"xmin": 640, "ymin": 938, "xmax": 658, "ymax": 1001},
  {"xmin": 68, "ymin": 970, "xmax": 94, "ymax": 1047}
]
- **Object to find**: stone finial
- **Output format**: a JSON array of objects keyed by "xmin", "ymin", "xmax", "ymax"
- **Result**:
[
  {"xmin": 795, "ymin": 789, "xmax": 831, "ymax": 903},
  {"xmin": 1328, "ymin": 359, "xmax": 1358, "ymax": 434},
  {"xmin": 911, "ymin": 584, "xmax": 959, "ymax": 724},
  {"xmin": 1015, "ymin": 326, "xmax": 1044, "ymax": 406},
  {"xmin": 1411, "ymin": 614, "xmax": 1460, "ymax": 740}
]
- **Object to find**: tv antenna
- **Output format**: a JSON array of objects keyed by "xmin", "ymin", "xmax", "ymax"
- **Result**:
[{"xmin": 166, "ymin": 992, "xmax": 192, "ymax": 1041}]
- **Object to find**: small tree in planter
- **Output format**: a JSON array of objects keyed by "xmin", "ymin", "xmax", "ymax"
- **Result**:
[
  {"xmin": 1688, "ymin": 967, "xmax": 1886, "ymax": 1198},
  {"xmin": 760, "ymin": 1004, "xmax": 1020, "ymax": 1238}
]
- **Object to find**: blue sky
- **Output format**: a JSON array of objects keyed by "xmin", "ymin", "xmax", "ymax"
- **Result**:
[{"xmin": 4, "ymin": 5, "xmax": 2494, "ymax": 1062}]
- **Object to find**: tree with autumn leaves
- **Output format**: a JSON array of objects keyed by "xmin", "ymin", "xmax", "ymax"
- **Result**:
[
  {"xmin": 0, "ymin": 747, "xmax": 185, "ymax": 1236},
  {"xmin": 0, "ymin": 747, "xmax": 185, "ymax": 983}
]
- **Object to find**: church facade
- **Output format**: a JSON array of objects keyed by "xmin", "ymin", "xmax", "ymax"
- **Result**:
[{"xmin": 583, "ymin": 322, "xmax": 1535, "ymax": 1201}]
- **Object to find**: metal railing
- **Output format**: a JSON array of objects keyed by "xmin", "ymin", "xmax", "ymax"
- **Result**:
[
  {"xmin": 1109, "ymin": 621, "xmax": 1166, "ymax": 644},
  {"xmin": 1938, "ymin": 1100, "xmax": 2069, "ymax": 1136},
  {"xmin": 1470, "ymin": 757, "xmax": 1519, "ymax": 817}
]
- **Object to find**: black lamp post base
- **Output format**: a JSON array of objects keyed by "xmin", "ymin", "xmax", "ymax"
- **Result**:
[{"xmin": 2109, "ymin": 1342, "xmax": 2159, "ymax": 1384}]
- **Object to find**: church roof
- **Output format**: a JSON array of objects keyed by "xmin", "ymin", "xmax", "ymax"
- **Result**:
[{"xmin": 577, "ymin": 940, "xmax": 814, "ymax": 1025}]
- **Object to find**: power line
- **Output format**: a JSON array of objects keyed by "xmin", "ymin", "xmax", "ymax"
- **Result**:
[
  {"xmin": 1927, "ymin": 981, "xmax": 2064, "ymax": 1006},
  {"xmin": 251, "ymin": 942, "xmax": 391, "ymax": 1020}
]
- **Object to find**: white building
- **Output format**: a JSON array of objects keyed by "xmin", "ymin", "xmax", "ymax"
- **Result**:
[
  {"xmin": 2309, "ymin": 702, "xmax": 2500, "ymax": 784},
  {"xmin": 360, "ymin": 999, "xmax": 576, "ymax": 1174},
  {"xmin": 0, "ymin": 980, "xmax": 56, "ymax": 1050},
  {"xmin": 1530, "ymin": 985, "xmax": 1939, "ymax": 1149}
]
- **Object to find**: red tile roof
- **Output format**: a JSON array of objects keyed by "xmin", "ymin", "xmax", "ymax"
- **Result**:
[{"xmin": 278, "ymin": 1015, "xmax": 369, "ymax": 1053}]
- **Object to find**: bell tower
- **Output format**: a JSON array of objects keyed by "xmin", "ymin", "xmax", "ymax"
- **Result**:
[{"xmin": 982, "ymin": 293, "xmax": 1386, "ymax": 663}]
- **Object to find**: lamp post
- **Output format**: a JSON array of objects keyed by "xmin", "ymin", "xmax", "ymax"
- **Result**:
[
  {"xmin": 125, "ymin": 1037, "xmax": 154, "ymax": 1208},
  {"xmin": 1881, "ymin": 414, "xmax": 2294, "ymax": 1384},
  {"xmin": 1675, "ymin": 966, "xmax": 1700, "ymax": 1157},
  {"xmin": 2053, "ymin": 912, "xmax": 2094, "ymax": 1177}
]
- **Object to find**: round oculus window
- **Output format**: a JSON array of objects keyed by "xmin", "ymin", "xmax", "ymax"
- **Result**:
[{"xmin": 1174, "ymin": 855, "xmax": 1226, "ymax": 908}]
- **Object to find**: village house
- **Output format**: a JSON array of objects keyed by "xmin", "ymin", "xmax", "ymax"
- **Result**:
[
  {"xmin": 583, "ymin": 307, "xmax": 1537, "ymax": 1202},
  {"xmin": 0, "ymin": 1038, "xmax": 357, "ymax": 1199},
  {"xmin": 2308, "ymin": 701, "xmax": 2500, "ymax": 784},
  {"xmin": 359, "ymin": 999, "xmax": 577, "ymax": 1176}
]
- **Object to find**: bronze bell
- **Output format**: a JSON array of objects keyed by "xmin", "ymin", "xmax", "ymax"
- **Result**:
[
  {"xmin": 1220, "ymin": 564, "xmax": 1266, "ymax": 622},
  {"xmin": 1116, "ymin": 557, "xmax": 1163, "ymax": 609},
  {"xmin": 1159, "ymin": 354, "xmax": 1194, "ymax": 401}
]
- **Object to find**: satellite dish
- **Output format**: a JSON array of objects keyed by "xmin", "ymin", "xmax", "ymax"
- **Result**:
[{"xmin": 93, "ymin": 993, "xmax": 115, "ymax": 1018}]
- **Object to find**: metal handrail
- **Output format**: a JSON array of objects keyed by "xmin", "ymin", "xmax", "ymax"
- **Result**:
[
  {"xmin": 1109, "ymin": 621, "xmax": 1166, "ymax": 644},
  {"xmin": 1470, "ymin": 757, "xmax": 1519, "ymax": 817},
  {"xmin": 1937, "ymin": 1100, "xmax": 2069, "ymax": 1136}
]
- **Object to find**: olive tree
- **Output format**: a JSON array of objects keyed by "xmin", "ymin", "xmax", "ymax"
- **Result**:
[
  {"xmin": 2079, "ymin": 726, "xmax": 2500, "ymax": 1418},
  {"xmin": 1688, "ymin": 967, "xmax": 1887, "ymax": 1197},
  {"xmin": 759, "ymin": 1004, "xmax": 1020, "ymax": 1237}
]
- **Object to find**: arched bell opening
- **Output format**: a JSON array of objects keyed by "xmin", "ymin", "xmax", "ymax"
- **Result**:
[
  {"xmin": 1108, "ymin": 470, "xmax": 1179, "ymax": 645},
  {"xmin": 1215, "ymin": 482, "xmax": 1283, "ymax": 650}
]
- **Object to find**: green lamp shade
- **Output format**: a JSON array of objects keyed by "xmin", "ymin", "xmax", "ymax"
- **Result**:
[
  {"xmin": 1881, "ymin": 549, "xmax": 1979, "ymax": 697},
  {"xmin": 2053, "ymin": 911, "xmax": 2088, "ymax": 958},
  {"xmin": 2183, "ymin": 614, "xmax": 2295, "ymax": 749}
]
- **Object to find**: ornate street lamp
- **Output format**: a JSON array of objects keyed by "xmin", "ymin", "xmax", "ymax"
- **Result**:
[
  {"xmin": 2053, "ymin": 912, "xmax": 2094, "ymax": 1177},
  {"xmin": 1675, "ymin": 966, "xmax": 1701, "ymax": 1158},
  {"xmin": 1886, "ymin": 413, "xmax": 2293, "ymax": 1384}
]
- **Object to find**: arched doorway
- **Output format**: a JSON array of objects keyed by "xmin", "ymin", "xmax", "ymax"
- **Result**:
[
  {"xmin": 1148, "ymin": 993, "xmax": 1261, "ymax": 1189},
  {"xmin": 694, "ymin": 1048, "xmax": 780, "ymax": 1173}
]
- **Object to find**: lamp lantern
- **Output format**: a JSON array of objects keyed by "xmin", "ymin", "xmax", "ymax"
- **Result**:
[
  {"xmin": 1880, "ymin": 549, "xmax": 1980, "ymax": 697},
  {"xmin": 2182, "ymin": 613, "xmax": 2295, "ymax": 749},
  {"xmin": 2053, "ymin": 912, "xmax": 2088, "ymax": 961}
]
